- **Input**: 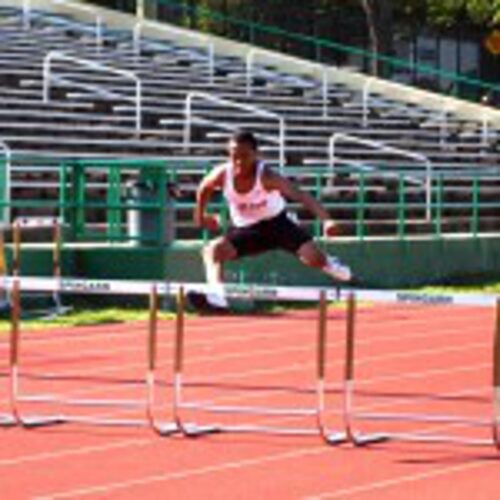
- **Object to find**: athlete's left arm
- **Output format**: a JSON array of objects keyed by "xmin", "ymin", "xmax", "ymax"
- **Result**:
[
  {"xmin": 262, "ymin": 167, "xmax": 329, "ymax": 218},
  {"xmin": 263, "ymin": 168, "xmax": 340, "ymax": 236}
]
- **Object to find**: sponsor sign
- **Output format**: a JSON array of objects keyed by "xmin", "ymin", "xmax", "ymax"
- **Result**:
[
  {"xmin": 225, "ymin": 284, "xmax": 279, "ymax": 300},
  {"xmin": 396, "ymin": 292, "xmax": 454, "ymax": 305},
  {"xmin": 61, "ymin": 279, "xmax": 112, "ymax": 294}
]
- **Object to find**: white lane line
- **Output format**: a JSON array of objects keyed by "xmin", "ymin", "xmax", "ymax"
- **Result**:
[
  {"xmin": 0, "ymin": 438, "xmax": 151, "ymax": 467},
  {"xmin": 305, "ymin": 458, "xmax": 498, "ymax": 499},
  {"xmin": 34, "ymin": 445, "xmax": 331, "ymax": 500}
]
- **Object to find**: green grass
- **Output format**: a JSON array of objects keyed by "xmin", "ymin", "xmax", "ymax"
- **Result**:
[
  {"xmin": 420, "ymin": 283, "xmax": 500, "ymax": 294},
  {"xmin": 0, "ymin": 308, "xmax": 175, "ymax": 333}
]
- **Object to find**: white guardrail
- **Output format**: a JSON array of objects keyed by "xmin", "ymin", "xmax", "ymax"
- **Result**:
[
  {"xmin": 183, "ymin": 91, "xmax": 286, "ymax": 170},
  {"xmin": 23, "ymin": 0, "xmax": 102, "ymax": 48},
  {"xmin": 43, "ymin": 51, "xmax": 142, "ymax": 131},
  {"xmin": 133, "ymin": 20, "xmax": 215, "ymax": 85},
  {"xmin": 329, "ymin": 132, "xmax": 433, "ymax": 220},
  {"xmin": 246, "ymin": 48, "xmax": 331, "ymax": 118}
]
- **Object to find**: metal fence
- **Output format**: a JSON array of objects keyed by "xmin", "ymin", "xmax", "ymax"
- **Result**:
[{"xmin": 2, "ymin": 157, "xmax": 500, "ymax": 245}]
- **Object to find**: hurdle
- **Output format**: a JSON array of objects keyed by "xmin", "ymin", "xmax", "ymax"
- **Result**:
[
  {"xmin": 170, "ymin": 285, "xmax": 348, "ymax": 445},
  {"xmin": 4, "ymin": 276, "xmax": 182, "ymax": 432},
  {"xmin": 11, "ymin": 217, "xmax": 71, "ymax": 319},
  {"xmin": 1, "ymin": 276, "xmax": 349, "ymax": 440},
  {"xmin": 338, "ymin": 289, "xmax": 500, "ymax": 450}
]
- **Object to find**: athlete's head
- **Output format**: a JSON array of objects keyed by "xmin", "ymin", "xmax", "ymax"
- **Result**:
[{"xmin": 228, "ymin": 130, "xmax": 258, "ymax": 173}]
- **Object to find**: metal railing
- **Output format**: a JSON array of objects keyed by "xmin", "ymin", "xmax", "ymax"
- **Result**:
[
  {"xmin": 133, "ymin": 19, "xmax": 214, "ymax": 85},
  {"xmin": 183, "ymin": 91, "xmax": 286, "ymax": 170},
  {"xmin": 329, "ymin": 133, "xmax": 433, "ymax": 220},
  {"xmin": 246, "ymin": 49, "xmax": 330, "ymax": 118},
  {"xmin": 362, "ymin": 76, "xmax": 442, "ymax": 127},
  {"xmin": 23, "ymin": 0, "xmax": 103, "ymax": 49},
  {"xmin": 2, "ymin": 157, "xmax": 500, "ymax": 243},
  {"xmin": 42, "ymin": 51, "xmax": 142, "ymax": 131}
]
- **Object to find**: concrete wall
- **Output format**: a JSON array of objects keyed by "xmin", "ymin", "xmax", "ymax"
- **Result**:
[{"xmin": 8, "ymin": 236, "xmax": 500, "ymax": 289}]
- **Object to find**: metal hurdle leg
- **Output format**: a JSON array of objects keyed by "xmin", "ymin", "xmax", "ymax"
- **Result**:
[
  {"xmin": 172, "ymin": 288, "xmax": 346, "ymax": 443},
  {"xmin": 0, "ymin": 259, "xmax": 16, "ymax": 427},
  {"xmin": 492, "ymin": 299, "xmax": 500, "ymax": 451},
  {"xmin": 340, "ymin": 292, "xmax": 500, "ymax": 450},
  {"xmin": 316, "ymin": 290, "xmax": 347, "ymax": 445},
  {"xmin": 340, "ymin": 292, "xmax": 390, "ymax": 446},
  {"xmin": 172, "ymin": 286, "xmax": 221, "ymax": 437},
  {"xmin": 145, "ymin": 284, "xmax": 180, "ymax": 436}
]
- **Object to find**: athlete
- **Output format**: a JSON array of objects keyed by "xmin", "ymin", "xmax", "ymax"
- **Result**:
[{"xmin": 188, "ymin": 130, "xmax": 352, "ymax": 312}]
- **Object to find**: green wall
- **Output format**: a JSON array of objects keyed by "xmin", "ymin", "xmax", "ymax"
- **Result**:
[
  {"xmin": 164, "ymin": 237, "xmax": 500, "ymax": 288},
  {"xmin": 8, "ymin": 237, "xmax": 500, "ymax": 289}
]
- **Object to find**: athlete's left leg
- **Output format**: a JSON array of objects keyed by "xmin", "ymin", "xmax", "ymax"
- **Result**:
[{"xmin": 296, "ymin": 240, "xmax": 352, "ymax": 282}]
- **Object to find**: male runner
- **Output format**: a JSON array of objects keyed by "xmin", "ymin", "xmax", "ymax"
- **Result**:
[{"xmin": 188, "ymin": 130, "xmax": 352, "ymax": 312}]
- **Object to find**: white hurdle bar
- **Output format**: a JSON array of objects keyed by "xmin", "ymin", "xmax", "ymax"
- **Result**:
[{"xmin": 338, "ymin": 293, "xmax": 500, "ymax": 450}]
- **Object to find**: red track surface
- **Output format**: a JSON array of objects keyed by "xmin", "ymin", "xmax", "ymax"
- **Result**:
[{"xmin": 1, "ymin": 303, "xmax": 499, "ymax": 499}]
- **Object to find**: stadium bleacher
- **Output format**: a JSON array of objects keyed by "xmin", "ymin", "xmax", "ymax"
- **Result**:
[{"xmin": 0, "ymin": 2, "xmax": 499, "ymax": 238}]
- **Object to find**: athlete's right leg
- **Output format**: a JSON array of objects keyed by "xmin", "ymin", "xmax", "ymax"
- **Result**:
[
  {"xmin": 190, "ymin": 223, "xmax": 266, "ymax": 312},
  {"xmin": 203, "ymin": 236, "xmax": 237, "ymax": 285},
  {"xmin": 192, "ymin": 236, "xmax": 238, "ymax": 310}
]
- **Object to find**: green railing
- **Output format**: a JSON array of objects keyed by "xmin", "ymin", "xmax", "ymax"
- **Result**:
[{"xmin": 2, "ymin": 157, "xmax": 500, "ymax": 244}]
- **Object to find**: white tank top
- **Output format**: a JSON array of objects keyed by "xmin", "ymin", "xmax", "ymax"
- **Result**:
[{"xmin": 223, "ymin": 161, "xmax": 286, "ymax": 227}]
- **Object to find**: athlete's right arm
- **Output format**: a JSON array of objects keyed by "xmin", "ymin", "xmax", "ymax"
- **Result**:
[{"xmin": 194, "ymin": 165, "xmax": 225, "ymax": 231}]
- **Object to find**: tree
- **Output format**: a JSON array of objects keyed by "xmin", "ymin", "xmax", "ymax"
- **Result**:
[
  {"xmin": 357, "ymin": 0, "xmax": 499, "ymax": 75},
  {"xmin": 426, "ymin": 0, "xmax": 500, "ymax": 28},
  {"xmin": 358, "ymin": 0, "xmax": 394, "ymax": 75}
]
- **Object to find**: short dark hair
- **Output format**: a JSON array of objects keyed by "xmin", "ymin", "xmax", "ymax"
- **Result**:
[{"xmin": 230, "ymin": 130, "xmax": 258, "ymax": 150}]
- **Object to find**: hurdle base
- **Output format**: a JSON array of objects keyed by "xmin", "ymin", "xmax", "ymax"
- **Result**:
[
  {"xmin": 20, "ymin": 415, "xmax": 66, "ymax": 428},
  {"xmin": 180, "ymin": 423, "xmax": 222, "ymax": 437},
  {"xmin": 324, "ymin": 431, "xmax": 349, "ymax": 445},
  {"xmin": 0, "ymin": 415, "xmax": 17, "ymax": 427},
  {"xmin": 153, "ymin": 422, "xmax": 181, "ymax": 436},
  {"xmin": 352, "ymin": 433, "xmax": 391, "ymax": 447}
]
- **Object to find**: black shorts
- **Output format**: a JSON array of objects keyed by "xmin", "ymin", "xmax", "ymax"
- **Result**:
[{"xmin": 226, "ymin": 211, "xmax": 312, "ymax": 259}]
